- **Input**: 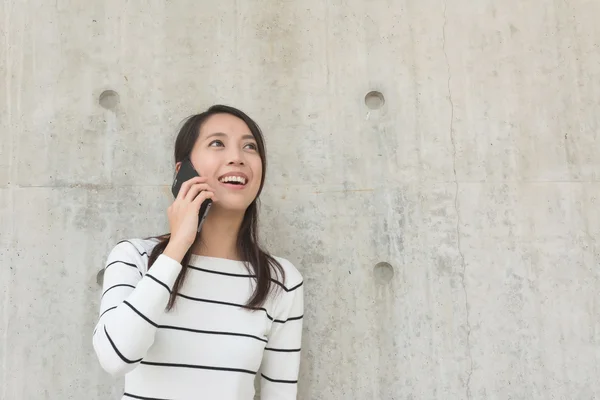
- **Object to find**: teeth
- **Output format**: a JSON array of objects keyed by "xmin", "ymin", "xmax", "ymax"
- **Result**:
[{"xmin": 220, "ymin": 176, "xmax": 246, "ymax": 184}]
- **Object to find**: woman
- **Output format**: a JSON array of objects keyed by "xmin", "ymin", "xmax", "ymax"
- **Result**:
[{"xmin": 93, "ymin": 105, "xmax": 304, "ymax": 400}]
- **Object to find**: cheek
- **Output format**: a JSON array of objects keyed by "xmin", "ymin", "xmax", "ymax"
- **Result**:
[
  {"xmin": 252, "ymin": 160, "xmax": 263, "ymax": 185},
  {"xmin": 191, "ymin": 154, "xmax": 218, "ymax": 179}
]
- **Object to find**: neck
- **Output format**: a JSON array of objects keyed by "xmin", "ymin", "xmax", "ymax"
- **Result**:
[{"xmin": 189, "ymin": 206, "xmax": 245, "ymax": 260}]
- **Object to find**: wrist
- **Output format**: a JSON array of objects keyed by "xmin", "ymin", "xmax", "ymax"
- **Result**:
[{"xmin": 163, "ymin": 240, "xmax": 190, "ymax": 263}]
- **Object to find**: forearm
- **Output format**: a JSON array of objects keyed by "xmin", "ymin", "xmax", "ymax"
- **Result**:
[{"xmin": 93, "ymin": 253, "xmax": 182, "ymax": 376}]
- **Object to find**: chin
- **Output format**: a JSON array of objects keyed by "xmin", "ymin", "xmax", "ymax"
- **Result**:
[{"xmin": 213, "ymin": 200, "xmax": 254, "ymax": 214}]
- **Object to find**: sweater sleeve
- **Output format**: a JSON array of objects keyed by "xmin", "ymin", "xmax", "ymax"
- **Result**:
[
  {"xmin": 92, "ymin": 241, "xmax": 182, "ymax": 376},
  {"xmin": 260, "ymin": 278, "xmax": 304, "ymax": 400}
]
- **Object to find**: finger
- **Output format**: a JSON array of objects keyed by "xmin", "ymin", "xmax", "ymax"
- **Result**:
[
  {"xmin": 177, "ymin": 177, "xmax": 208, "ymax": 201},
  {"xmin": 184, "ymin": 183, "xmax": 214, "ymax": 202},
  {"xmin": 192, "ymin": 190, "xmax": 215, "ymax": 208},
  {"xmin": 178, "ymin": 177, "xmax": 208, "ymax": 200}
]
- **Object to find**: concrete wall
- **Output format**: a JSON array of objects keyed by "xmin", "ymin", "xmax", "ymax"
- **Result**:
[{"xmin": 1, "ymin": 1, "xmax": 599, "ymax": 399}]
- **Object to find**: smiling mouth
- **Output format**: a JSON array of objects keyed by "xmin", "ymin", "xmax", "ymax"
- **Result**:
[{"xmin": 218, "ymin": 175, "xmax": 247, "ymax": 186}]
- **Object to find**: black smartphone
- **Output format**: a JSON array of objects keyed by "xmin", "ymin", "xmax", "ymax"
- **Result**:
[{"xmin": 171, "ymin": 158, "xmax": 213, "ymax": 232}]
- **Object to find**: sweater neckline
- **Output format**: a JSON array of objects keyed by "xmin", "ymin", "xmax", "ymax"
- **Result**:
[
  {"xmin": 188, "ymin": 254, "xmax": 246, "ymax": 264},
  {"xmin": 187, "ymin": 254, "xmax": 249, "ymax": 275}
]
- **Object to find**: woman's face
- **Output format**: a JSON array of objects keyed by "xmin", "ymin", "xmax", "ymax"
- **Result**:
[{"xmin": 182, "ymin": 113, "xmax": 263, "ymax": 213}]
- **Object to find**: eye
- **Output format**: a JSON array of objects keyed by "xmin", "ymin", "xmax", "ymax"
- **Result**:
[
  {"xmin": 209, "ymin": 140, "xmax": 224, "ymax": 147},
  {"xmin": 244, "ymin": 143, "xmax": 258, "ymax": 151}
]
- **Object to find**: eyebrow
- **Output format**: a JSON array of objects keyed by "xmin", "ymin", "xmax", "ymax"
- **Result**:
[{"xmin": 204, "ymin": 132, "xmax": 255, "ymax": 141}]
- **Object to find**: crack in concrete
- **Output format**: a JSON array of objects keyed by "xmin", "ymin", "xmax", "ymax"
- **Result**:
[{"xmin": 442, "ymin": 2, "xmax": 473, "ymax": 399}]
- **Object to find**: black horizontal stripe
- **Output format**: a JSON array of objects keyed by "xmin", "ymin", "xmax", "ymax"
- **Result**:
[
  {"xmin": 160, "ymin": 325, "xmax": 268, "ymax": 343},
  {"xmin": 99, "ymin": 306, "xmax": 117, "ymax": 319},
  {"xmin": 187, "ymin": 265, "xmax": 302, "ymax": 292},
  {"xmin": 265, "ymin": 347, "xmax": 301, "ymax": 352},
  {"xmin": 272, "ymin": 279, "xmax": 303, "ymax": 293},
  {"xmin": 261, "ymin": 373, "xmax": 297, "ymax": 384},
  {"xmin": 104, "ymin": 326, "xmax": 142, "ymax": 364},
  {"xmin": 177, "ymin": 293, "xmax": 302, "ymax": 323},
  {"xmin": 124, "ymin": 301, "xmax": 267, "ymax": 343},
  {"xmin": 273, "ymin": 314, "xmax": 303, "ymax": 324},
  {"xmin": 123, "ymin": 393, "xmax": 170, "ymax": 400},
  {"xmin": 102, "ymin": 284, "xmax": 135, "ymax": 299},
  {"xmin": 188, "ymin": 265, "xmax": 253, "ymax": 278},
  {"xmin": 287, "ymin": 281, "xmax": 303, "ymax": 292},
  {"xmin": 266, "ymin": 279, "xmax": 302, "ymax": 293},
  {"xmin": 140, "ymin": 361, "xmax": 256, "ymax": 375},
  {"xmin": 105, "ymin": 260, "xmax": 143, "ymax": 276},
  {"xmin": 177, "ymin": 293, "xmax": 275, "ymax": 321},
  {"xmin": 145, "ymin": 274, "xmax": 171, "ymax": 294},
  {"xmin": 124, "ymin": 301, "xmax": 157, "ymax": 327},
  {"xmin": 117, "ymin": 240, "xmax": 148, "ymax": 257}
]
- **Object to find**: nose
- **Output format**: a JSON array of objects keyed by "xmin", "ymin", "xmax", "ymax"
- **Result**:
[{"xmin": 227, "ymin": 147, "xmax": 244, "ymax": 166}]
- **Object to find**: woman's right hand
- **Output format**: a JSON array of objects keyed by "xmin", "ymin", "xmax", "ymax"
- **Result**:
[{"xmin": 164, "ymin": 177, "xmax": 216, "ymax": 262}]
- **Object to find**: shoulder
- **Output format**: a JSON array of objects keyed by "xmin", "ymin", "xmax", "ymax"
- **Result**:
[
  {"xmin": 109, "ymin": 237, "xmax": 160, "ymax": 256},
  {"xmin": 269, "ymin": 256, "xmax": 304, "ymax": 317},
  {"xmin": 118, "ymin": 237, "xmax": 161, "ymax": 254},
  {"xmin": 105, "ymin": 237, "xmax": 161, "ymax": 273},
  {"xmin": 270, "ymin": 255, "xmax": 303, "ymax": 292}
]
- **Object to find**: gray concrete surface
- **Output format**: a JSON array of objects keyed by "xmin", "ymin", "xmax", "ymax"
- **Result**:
[{"xmin": 1, "ymin": 0, "xmax": 600, "ymax": 399}]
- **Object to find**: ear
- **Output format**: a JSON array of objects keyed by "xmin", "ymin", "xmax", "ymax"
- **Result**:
[{"xmin": 175, "ymin": 161, "xmax": 182, "ymax": 173}]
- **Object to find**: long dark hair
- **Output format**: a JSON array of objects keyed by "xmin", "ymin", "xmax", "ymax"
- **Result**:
[{"xmin": 147, "ymin": 105, "xmax": 285, "ymax": 310}]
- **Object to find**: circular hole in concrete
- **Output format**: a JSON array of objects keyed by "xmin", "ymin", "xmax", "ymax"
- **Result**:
[
  {"xmin": 99, "ymin": 90, "xmax": 120, "ymax": 110},
  {"xmin": 365, "ymin": 91, "xmax": 385, "ymax": 110},
  {"xmin": 373, "ymin": 262, "xmax": 394, "ymax": 283},
  {"xmin": 96, "ymin": 268, "xmax": 105, "ymax": 286}
]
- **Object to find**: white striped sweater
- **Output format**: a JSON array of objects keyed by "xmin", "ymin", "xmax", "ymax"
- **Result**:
[{"xmin": 92, "ymin": 238, "xmax": 304, "ymax": 400}]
